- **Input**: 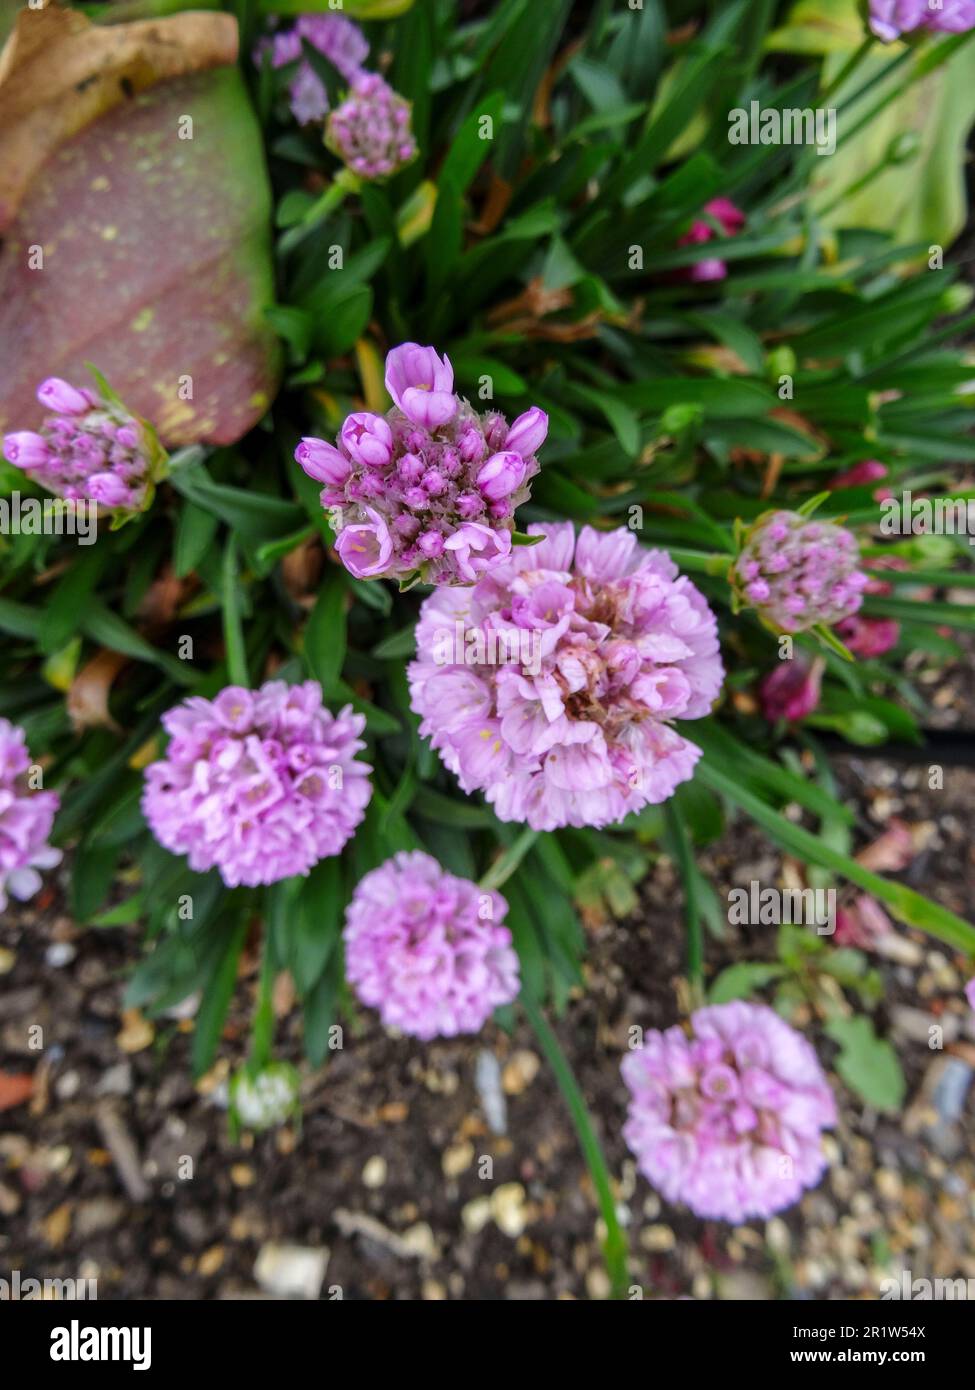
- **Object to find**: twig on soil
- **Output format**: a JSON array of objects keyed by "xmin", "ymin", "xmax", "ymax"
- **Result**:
[{"xmin": 95, "ymin": 1101, "xmax": 151, "ymax": 1203}]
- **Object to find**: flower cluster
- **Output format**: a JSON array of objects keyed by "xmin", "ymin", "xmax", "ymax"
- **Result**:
[
  {"xmin": 0, "ymin": 719, "xmax": 61, "ymax": 913},
  {"xmin": 3, "ymin": 377, "xmax": 160, "ymax": 514},
  {"xmin": 678, "ymin": 198, "xmax": 745, "ymax": 282},
  {"xmin": 408, "ymin": 524, "xmax": 724, "ymax": 831},
  {"xmin": 143, "ymin": 681, "xmax": 372, "ymax": 888},
  {"xmin": 326, "ymin": 73, "xmax": 417, "ymax": 179},
  {"xmin": 343, "ymin": 851, "xmax": 520, "ymax": 1039},
  {"xmin": 621, "ymin": 1002, "xmax": 837, "ymax": 1222},
  {"xmin": 254, "ymin": 14, "xmax": 368, "ymax": 124},
  {"xmin": 869, "ymin": 0, "xmax": 975, "ymax": 43},
  {"xmin": 296, "ymin": 343, "xmax": 547, "ymax": 586},
  {"xmin": 732, "ymin": 510, "xmax": 869, "ymax": 634},
  {"xmin": 966, "ymin": 978, "xmax": 975, "ymax": 1012}
]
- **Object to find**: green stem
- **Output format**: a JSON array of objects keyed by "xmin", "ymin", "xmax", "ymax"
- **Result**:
[
  {"xmin": 664, "ymin": 802, "xmax": 704, "ymax": 996},
  {"xmin": 222, "ymin": 536, "xmax": 249, "ymax": 688},
  {"xmin": 480, "ymin": 829, "xmax": 539, "ymax": 893},
  {"xmin": 164, "ymin": 445, "xmax": 206, "ymax": 477},
  {"xmin": 521, "ymin": 994, "xmax": 630, "ymax": 1300},
  {"xmin": 278, "ymin": 170, "xmax": 362, "ymax": 256},
  {"xmin": 820, "ymin": 35, "xmax": 874, "ymax": 101},
  {"xmin": 249, "ymin": 912, "xmax": 277, "ymax": 1074},
  {"xmin": 664, "ymin": 547, "xmax": 732, "ymax": 577}
]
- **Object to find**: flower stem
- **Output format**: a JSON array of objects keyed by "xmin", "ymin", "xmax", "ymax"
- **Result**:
[
  {"xmin": 278, "ymin": 170, "xmax": 362, "ymax": 256},
  {"xmin": 163, "ymin": 445, "xmax": 206, "ymax": 477},
  {"xmin": 222, "ymin": 536, "xmax": 249, "ymax": 688},
  {"xmin": 820, "ymin": 35, "xmax": 875, "ymax": 101},
  {"xmin": 521, "ymin": 994, "xmax": 630, "ymax": 1299},
  {"xmin": 480, "ymin": 828, "xmax": 539, "ymax": 893},
  {"xmin": 665, "ymin": 547, "xmax": 732, "ymax": 578},
  {"xmin": 249, "ymin": 911, "xmax": 277, "ymax": 1075},
  {"xmin": 664, "ymin": 801, "xmax": 704, "ymax": 999}
]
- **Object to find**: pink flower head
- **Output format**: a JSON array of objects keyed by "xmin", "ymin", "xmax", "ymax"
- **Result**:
[
  {"xmin": 326, "ymin": 72, "xmax": 418, "ymax": 181},
  {"xmin": 622, "ymin": 1002, "xmax": 836, "ymax": 1222},
  {"xmin": 142, "ymin": 681, "xmax": 372, "ymax": 888},
  {"xmin": 733, "ymin": 509, "xmax": 869, "ymax": 634},
  {"xmin": 299, "ymin": 345, "xmax": 546, "ymax": 585},
  {"xmin": 344, "ymin": 851, "xmax": 520, "ymax": 1040},
  {"xmin": 869, "ymin": 0, "xmax": 975, "ymax": 42},
  {"xmin": 678, "ymin": 198, "xmax": 745, "ymax": 283},
  {"xmin": 3, "ymin": 376, "xmax": 160, "ymax": 514},
  {"xmin": 385, "ymin": 343, "xmax": 456, "ymax": 430},
  {"xmin": 408, "ymin": 524, "xmax": 724, "ymax": 830},
  {"xmin": 835, "ymin": 614, "xmax": 900, "ymax": 658},
  {"xmin": 966, "ymin": 978, "xmax": 975, "ymax": 1012},
  {"xmin": 759, "ymin": 657, "xmax": 822, "ymax": 722},
  {"xmin": 0, "ymin": 719, "xmax": 61, "ymax": 913},
  {"xmin": 254, "ymin": 14, "xmax": 369, "ymax": 125}
]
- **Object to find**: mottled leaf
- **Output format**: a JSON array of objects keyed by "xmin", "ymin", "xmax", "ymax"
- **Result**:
[{"xmin": 0, "ymin": 59, "xmax": 280, "ymax": 445}]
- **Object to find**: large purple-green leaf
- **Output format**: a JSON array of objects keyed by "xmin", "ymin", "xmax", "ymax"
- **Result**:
[{"xmin": 0, "ymin": 66, "xmax": 280, "ymax": 446}]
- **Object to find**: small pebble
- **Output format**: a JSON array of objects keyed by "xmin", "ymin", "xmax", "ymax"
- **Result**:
[
  {"xmin": 442, "ymin": 1142, "xmax": 474, "ymax": 1178},
  {"xmin": 45, "ymin": 943, "xmax": 76, "ymax": 969},
  {"xmin": 362, "ymin": 1156, "xmax": 387, "ymax": 1189}
]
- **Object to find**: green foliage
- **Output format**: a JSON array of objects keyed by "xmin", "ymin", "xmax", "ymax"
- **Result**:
[{"xmin": 1, "ymin": 5, "xmax": 972, "ymax": 1188}]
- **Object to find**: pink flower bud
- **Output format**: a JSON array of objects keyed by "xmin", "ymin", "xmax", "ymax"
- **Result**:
[
  {"xmin": 384, "ymin": 343, "xmax": 456, "ymax": 430},
  {"xmin": 295, "ymin": 437, "xmax": 351, "ymax": 487},
  {"xmin": 504, "ymin": 406, "xmax": 549, "ymax": 459},
  {"xmin": 36, "ymin": 378, "xmax": 91, "ymax": 416},
  {"xmin": 418, "ymin": 530, "xmax": 444, "ymax": 559},
  {"xmin": 341, "ymin": 412, "xmax": 394, "ymax": 469},
  {"xmin": 758, "ymin": 659, "xmax": 822, "ymax": 722},
  {"xmin": 3, "ymin": 431, "xmax": 50, "ymax": 470},
  {"xmin": 829, "ymin": 459, "xmax": 888, "ymax": 489},
  {"xmin": 115, "ymin": 425, "xmax": 140, "ymax": 450},
  {"xmin": 477, "ymin": 451, "xmax": 528, "ymax": 501},
  {"xmin": 835, "ymin": 615, "xmax": 899, "ymax": 658},
  {"xmin": 87, "ymin": 471, "xmax": 131, "ymax": 508}
]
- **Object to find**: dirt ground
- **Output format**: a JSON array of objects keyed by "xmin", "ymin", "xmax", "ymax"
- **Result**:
[{"xmin": 2, "ymin": 726, "xmax": 973, "ymax": 1300}]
